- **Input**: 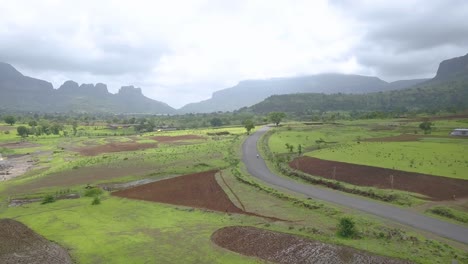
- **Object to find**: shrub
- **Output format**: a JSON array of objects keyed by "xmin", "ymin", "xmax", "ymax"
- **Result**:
[
  {"xmin": 41, "ymin": 194, "xmax": 56, "ymax": 204},
  {"xmin": 337, "ymin": 217, "xmax": 357, "ymax": 238},
  {"xmin": 84, "ymin": 187, "xmax": 103, "ymax": 197},
  {"xmin": 91, "ymin": 196, "xmax": 101, "ymax": 205}
]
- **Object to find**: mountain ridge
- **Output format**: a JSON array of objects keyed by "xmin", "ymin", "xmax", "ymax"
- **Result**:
[{"xmin": 0, "ymin": 63, "xmax": 175, "ymax": 114}]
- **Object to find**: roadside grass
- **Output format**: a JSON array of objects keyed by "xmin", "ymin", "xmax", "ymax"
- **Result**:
[{"xmin": 426, "ymin": 206, "xmax": 468, "ymax": 226}]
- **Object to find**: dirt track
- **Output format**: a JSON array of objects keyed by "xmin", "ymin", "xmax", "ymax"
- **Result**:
[
  {"xmin": 212, "ymin": 226, "xmax": 412, "ymax": 264},
  {"xmin": 112, "ymin": 171, "xmax": 283, "ymax": 220},
  {"xmin": 290, "ymin": 157, "xmax": 468, "ymax": 200},
  {"xmin": 0, "ymin": 219, "xmax": 72, "ymax": 264}
]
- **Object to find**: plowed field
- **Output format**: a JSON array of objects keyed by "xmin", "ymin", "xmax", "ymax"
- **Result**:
[
  {"xmin": 212, "ymin": 226, "xmax": 412, "ymax": 264},
  {"xmin": 0, "ymin": 219, "xmax": 72, "ymax": 264},
  {"xmin": 290, "ymin": 157, "xmax": 468, "ymax": 200}
]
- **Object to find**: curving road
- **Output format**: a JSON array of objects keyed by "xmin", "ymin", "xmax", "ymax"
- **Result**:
[{"xmin": 242, "ymin": 126, "xmax": 468, "ymax": 244}]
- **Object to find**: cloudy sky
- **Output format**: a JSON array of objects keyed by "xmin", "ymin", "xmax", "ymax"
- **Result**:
[{"xmin": 1, "ymin": 0, "xmax": 467, "ymax": 108}]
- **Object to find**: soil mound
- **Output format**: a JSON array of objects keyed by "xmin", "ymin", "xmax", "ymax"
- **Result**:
[
  {"xmin": 212, "ymin": 226, "xmax": 412, "ymax": 264},
  {"xmin": 78, "ymin": 142, "xmax": 156, "ymax": 156},
  {"xmin": 112, "ymin": 170, "xmax": 244, "ymax": 213},
  {"xmin": 290, "ymin": 157, "xmax": 468, "ymax": 200},
  {"xmin": 0, "ymin": 219, "xmax": 72, "ymax": 264}
]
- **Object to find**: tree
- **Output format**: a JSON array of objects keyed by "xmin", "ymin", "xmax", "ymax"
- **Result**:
[
  {"xmin": 210, "ymin": 117, "xmax": 223, "ymax": 127},
  {"xmin": 17, "ymin": 126, "xmax": 29, "ymax": 138},
  {"xmin": 268, "ymin": 112, "xmax": 286, "ymax": 126},
  {"xmin": 4, "ymin": 116, "xmax": 16, "ymax": 126},
  {"xmin": 28, "ymin": 120, "xmax": 37, "ymax": 127},
  {"xmin": 419, "ymin": 120, "xmax": 433, "ymax": 134},
  {"xmin": 243, "ymin": 119, "xmax": 255, "ymax": 135},
  {"xmin": 72, "ymin": 121, "xmax": 78, "ymax": 136},
  {"xmin": 297, "ymin": 144, "xmax": 302, "ymax": 155}
]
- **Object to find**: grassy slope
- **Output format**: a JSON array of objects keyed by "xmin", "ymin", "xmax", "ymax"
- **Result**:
[{"xmin": 268, "ymin": 119, "xmax": 468, "ymax": 179}]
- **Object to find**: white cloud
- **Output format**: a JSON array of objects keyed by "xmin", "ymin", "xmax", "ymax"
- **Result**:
[{"xmin": 0, "ymin": 0, "xmax": 467, "ymax": 108}]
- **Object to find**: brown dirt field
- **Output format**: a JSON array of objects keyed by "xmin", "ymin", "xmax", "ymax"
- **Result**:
[
  {"xmin": 290, "ymin": 157, "xmax": 468, "ymax": 200},
  {"xmin": 212, "ymin": 226, "xmax": 412, "ymax": 264},
  {"xmin": 152, "ymin": 135, "xmax": 205, "ymax": 143},
  {"xmin": 77, "ymin": 142, "xmax": 157, "ymax": 156},
  {"xmin": 0, "ymin": 219, "xmax": 72, "ymax": 264},
  {"xmin": 112, "ymin": 171, "xmax": 284, "ymax": 220}
]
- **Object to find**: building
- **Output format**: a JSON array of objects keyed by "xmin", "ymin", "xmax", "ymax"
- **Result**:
[{"xmin": 450, "ymin": 128, "xmax": 468, "ymax": 136}]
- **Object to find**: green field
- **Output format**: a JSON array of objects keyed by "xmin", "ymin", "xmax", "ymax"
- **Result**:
[
  {"xmin": 268, "ymin": 119, "xmax": 468, "ymax": 179},
  {"xmin": 1, "ymin": 121, "xmax": 468, "ymax": 263}
]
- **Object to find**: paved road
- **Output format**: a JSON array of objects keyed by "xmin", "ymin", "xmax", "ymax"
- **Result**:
[{"xmin": 242, "ymin": 126, "xmax": 468, "ymax": 244}]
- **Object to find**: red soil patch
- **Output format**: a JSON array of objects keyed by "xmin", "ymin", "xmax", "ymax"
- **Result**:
[
  {"xmin": 152, "ymin": 135, "xmax": 205, "ymax": 143},
  {"xmin": 0, "ymin": 219, "xmax": 72, "ymax": 264},
  {"xmin": 112, "ymin": 171, "xmax": 283, "ymax": 220},
  {"xmin": 290, "ymin": 157, "xmax": 468, "ymax": 200},
  {"xmin": 77, "ymin": 142, "xmax": 157, "ymax": 156},
  {"xmin": 212, "ymin": 226, "xmax": 412, "ymax": 264}
]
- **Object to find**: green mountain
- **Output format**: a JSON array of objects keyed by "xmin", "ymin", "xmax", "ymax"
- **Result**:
[
  {"xmin": 179, "ymin": 74, "xmax": 428, "ymax": 113},
  {"xmin": 248, "ymin": 53, "xmax": 468, "ymax": 114},
  {"xmin": 0, "ymin": 62, "xmax": 175, "ymax": 114}
]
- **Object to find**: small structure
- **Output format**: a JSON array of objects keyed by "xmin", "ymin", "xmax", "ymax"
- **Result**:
[{"xmin": 450, "ymin": 128, "xmax": 468, "ymax": 136}]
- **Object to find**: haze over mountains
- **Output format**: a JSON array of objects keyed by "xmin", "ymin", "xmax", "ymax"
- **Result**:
[
  {"xmin": 179, "ymin": 75, "xmax": 427, "ymax": 113},
  {"xmin": 248, "ymin": 53, "xmax": 468, "ymax": 114},
  {"xmin": 0, "ymin": 53, "xmax": 466, "ymax": 115}
]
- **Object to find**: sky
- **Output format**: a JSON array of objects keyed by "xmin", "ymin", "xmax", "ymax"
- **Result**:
[{"xmin": 1, "ymin": 0, "xmax": 467, "ymax": 108}]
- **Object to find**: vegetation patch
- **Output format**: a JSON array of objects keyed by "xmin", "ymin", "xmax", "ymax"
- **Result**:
[{"xmin": 427, "ymin": 206, "xmax": 468, "ymax": 224}]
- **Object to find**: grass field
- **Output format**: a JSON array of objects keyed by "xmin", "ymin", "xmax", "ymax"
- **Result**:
[
  {"xmin": 1, "ymin": 122, "xmax": 468, "ymax": 263},
  {"xmin": 268, "ymin": 119, "xmax": 468, "ymax": 179}
]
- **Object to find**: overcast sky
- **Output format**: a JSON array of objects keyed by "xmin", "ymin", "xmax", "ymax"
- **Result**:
[{"xmin": 1, "ymin": 0, "xmax": 467, "ymax": 108}]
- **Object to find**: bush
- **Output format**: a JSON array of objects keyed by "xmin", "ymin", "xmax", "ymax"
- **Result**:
[
  {"xmin": 91, "ymin": 196, "xmax": 101, "ymax": 205},
  {"xmin": 41, "ymin": 194, "xmax": 56, "ymax": 204},
  {"xmin": 84, "ymin": 187, "xmax": 103, "ymax": 197},
  {"xmin": 337, "ymin": 217, "xmax": 357, "ymax": 238}
]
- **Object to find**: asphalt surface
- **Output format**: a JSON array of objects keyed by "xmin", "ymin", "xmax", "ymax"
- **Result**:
[{"xmin": 242, "ymin": 126, "xmax": 468, "ymax": 244}]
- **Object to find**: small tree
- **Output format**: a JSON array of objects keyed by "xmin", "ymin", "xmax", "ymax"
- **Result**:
[
  {"xmin": 297, "ymin": 144, "xmax": 302, "ymax": 155},
  {"xmin": 243, "ymin": 119, "xmax": 255, "ymax": 135},
  {"xmin": 268, "ymin": 112, "xmax": 286, "ymax": 126},
  {"xmin": 337, "ymin": 217, "xmax": 357, "ymax": 238},
  {"xmin": 419, "ymin": 120, "xmax": 433, "ymax": 134},
  {"xmin": 4, "ymin": 116, "xmax": 16, "ymax": 126},
  {"xmin": 16, "ymin": 126, "xmax": 29, "ymax": 138}
]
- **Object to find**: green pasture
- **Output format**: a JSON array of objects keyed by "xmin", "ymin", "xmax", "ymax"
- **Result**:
[
  {"xmin": 268, "ymin": 119, "xmax": 468, "ymax": 179},
  {"xmin": 308, "ymin": 140, "xmax": 468, "ymax": 179}
]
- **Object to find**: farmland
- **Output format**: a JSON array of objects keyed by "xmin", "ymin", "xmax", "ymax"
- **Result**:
[{"xmin": 1, "ymin": 119, "xmax": 468, "ymax": 263}]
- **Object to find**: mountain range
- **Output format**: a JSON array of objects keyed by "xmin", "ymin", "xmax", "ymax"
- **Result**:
[
  {"xmin": 1, "ymin": 53, "xmax": 466, "ymax": 114},
  {"xmin": 179, "ymin": 75, "xmax": 427, "ymax": 113},
  {"xmin": 0, "ymin": 63, "xmax": 175, "ymax": 114},
  {"xmin": 247, "ymin": 53, "xmax": 468, "ymax": 114}
]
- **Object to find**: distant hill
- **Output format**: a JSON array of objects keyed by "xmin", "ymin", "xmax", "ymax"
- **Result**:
[
  {"xmin": 0, "ymin": 62, "xmax": 175, "ymax": 114},
  {"xmin": 179, "ymin": 74, "xmax": 428, "ymax": 113},
  {"xmin": 248, "ymin": 53, "xmax": 468, "ymax": 114}
]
